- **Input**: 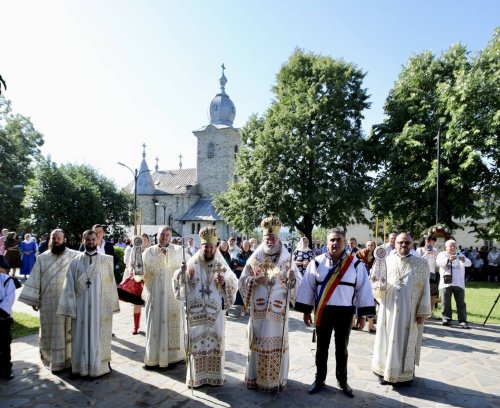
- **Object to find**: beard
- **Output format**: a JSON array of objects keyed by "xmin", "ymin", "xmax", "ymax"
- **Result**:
[
  {"xmin": 85, "ymin": 244, "xmax": 97, "ymax": 253},
  {"xmin": 398, "ymin": 247, "xmax": 410, "ymax": 257},
  {"xmin": 202, "ymin": 251, "xmax": 215, "ymax": 262},
  {"xmin": 50, "ymin": 242, "xmax": 66, "ymax": 255},
  {"xmin": 263, "ymin": 242, "xmax": 280, "ymax": 256}
]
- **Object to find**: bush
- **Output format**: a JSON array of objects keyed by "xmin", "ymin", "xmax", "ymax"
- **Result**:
[{"xmin": 114, "ymin": 246, "xmax": 126, "ymax": 283}]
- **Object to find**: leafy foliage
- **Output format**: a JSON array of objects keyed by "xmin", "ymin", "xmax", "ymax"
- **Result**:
[
  {"xmin": 0, "ymin": 96, "xmax": 44, "ymax": 229},
  {"xmin": 214, "ymin": 49, "xmax": 372, "ymax": 242},
  {"xmin": 21, "ymin": 159, "xmax": 133, "ymax": 246},
  {"xmin": 369, "ymin": 30, "xmax": 499, "ymax": 238}
]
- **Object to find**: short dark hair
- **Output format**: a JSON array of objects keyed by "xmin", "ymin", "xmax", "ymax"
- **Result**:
[
  {"xmin": 83, "ymin": 230, "xmax": 96, "ymax": 240},
  {"xmin": 327, "ymin": 228, "xmax": 345, "ymax": 238},
  {"xmin": 92, "ymin": 224, "xmax": 105, "ymax": 232}
]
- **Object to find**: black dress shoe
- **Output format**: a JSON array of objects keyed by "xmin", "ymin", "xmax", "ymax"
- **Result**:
[
  {"xmin": 395, "ymin": 380, "xmax": 413, "ymax": 387},
  {"xmin": 143, "ymin": 364, "xmax": 159, "ymax": 370},
  {"xmin": 338, "ymin": 381, "xmax": 354, "ymax": 398},
  {"xmin": 378, "ymin": 377, "xmax": 390, "ymax": 385},
  {"xmin": 308, "ymin": 380, "xmax": 325, "ymax": 394},
  {"xmin": 4, "ymin": 372, "xmax": 14, "ymax": 380}
]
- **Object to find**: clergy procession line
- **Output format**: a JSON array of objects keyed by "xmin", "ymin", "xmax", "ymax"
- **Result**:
[{"xmin": 0, "ymin": 215, "xmax": 480, "ymax": 403}]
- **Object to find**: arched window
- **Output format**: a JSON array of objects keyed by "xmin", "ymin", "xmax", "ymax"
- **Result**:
[
  {"xmin": 197, "ymin": 223, "xmax": 201, "ymax": 233},
  {"xmin": 168, "ymin": 215, "xmax": 173, "ymax": 226},
  {"xmin": 191, "ymin": 223, "xmax": 195, "ymax": 234},
  {"xmin": 207, "ymin": 142, "xmax": 215, "ymax": 159},
  {"xmin": 234, "ymin": 144, "xmax": 238, "ymax": 159}
]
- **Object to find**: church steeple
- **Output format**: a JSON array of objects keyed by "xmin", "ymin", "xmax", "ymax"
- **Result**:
[
  {"xmin": 208, "ymin": 63, "xmax": 236, "ymax": 127},
  {"xmin": 136, "ymin": 143, "xmax": 155, "ymax": 195}
]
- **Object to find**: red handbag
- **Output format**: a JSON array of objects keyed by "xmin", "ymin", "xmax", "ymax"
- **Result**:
[{"xmin": 117, "ymin": 275, "xmax": 144, "ymax": 305}]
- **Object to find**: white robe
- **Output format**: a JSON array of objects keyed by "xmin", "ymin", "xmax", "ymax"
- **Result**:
[
  {"xmin": 57, "ymin": 253, "xmax": 119, "ymax": 377},
  {"xmin": 173, "ymin": 250, "xmax": 238, "ymax": 387},
  {"xmin": 372, "ymin": 254, "xmax": 431, "ymax": 383},
  {"xmin": 19, "ymin": 248, "xmax": 79, "ymax": 371},
  {"xmin": 239, "ymin": 243, "xmax": 302, "ymax": 392},
  {"xmin": 142, "ymin": 244, "xmax": 185, "ymax": 367}
]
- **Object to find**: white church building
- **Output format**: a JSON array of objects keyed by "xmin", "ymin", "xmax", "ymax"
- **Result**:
[{"xmin": 126, "ymin": 66, "xmax": 240, "ymax": 244}]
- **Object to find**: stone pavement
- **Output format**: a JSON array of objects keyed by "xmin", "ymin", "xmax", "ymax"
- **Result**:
[{"xmin": 1, "ymin": 286, "xmax": 499, "ymax": 408}]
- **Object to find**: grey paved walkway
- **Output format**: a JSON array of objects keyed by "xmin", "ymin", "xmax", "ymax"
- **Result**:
[{"xmin": 1, "ymin": 286, "xmax": 499, "ymax": 408}]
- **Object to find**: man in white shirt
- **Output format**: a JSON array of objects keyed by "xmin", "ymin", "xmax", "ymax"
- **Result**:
[
  {"xmin": 436, "ymin": 239, "xmax": 472, "ymax": 329},
  {"xmin": 487, "ymin": 247, "xmax": 499, "ymax": 282},
  {"xmin": 0, "ymin": 257, "xmax": 16, "ymax": 380},
  {"xmin": 385, "ymin": 233, "xmax": 397, "ymax": 255}
]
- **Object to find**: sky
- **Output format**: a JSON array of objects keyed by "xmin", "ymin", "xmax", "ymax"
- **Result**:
[{"xmin": 1, "ymin": 1, "xmax": 498, "ymax": 188}]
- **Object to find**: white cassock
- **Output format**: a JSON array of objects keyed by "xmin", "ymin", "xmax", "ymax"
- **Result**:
[
  {"xmin": 173, "ymin": 250, "xmax": 238, "ymax": 387},
  {"xmin": 239, "ymin": 243, "xmax": 302, "ymax": 392},
  {"xmin": 19, "ymin": 248, "xmax": 80, "ymax": 371},
  {"xmin": 142, "ymin": 244, "xmax": 186, "ymax": 367},
  {"xmin": 57, "ymin": 252, "xmax": 119, "ymax": 377},
  {"xmin": 372, "ymin": 254, "xmax": 431, "ymax": 383}
]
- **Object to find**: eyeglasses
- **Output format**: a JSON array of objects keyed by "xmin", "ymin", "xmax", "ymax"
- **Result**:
[{"xmin": 397, "ymin": 241, "xmax": 412, "ymax": 245}]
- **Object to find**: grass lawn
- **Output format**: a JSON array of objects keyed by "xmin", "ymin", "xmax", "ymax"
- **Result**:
[
  {"xmin": 12, "ymin": 311, "xmax": 40, "ymax": 339},
  {"xmin": 435, "ymin": 282, "xmax": 500, "ymax": 324}
]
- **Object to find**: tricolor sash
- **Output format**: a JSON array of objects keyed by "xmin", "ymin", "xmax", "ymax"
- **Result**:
[{"xmin": 314, "ymin": 253, "xmax": 354, "ymax": 326}]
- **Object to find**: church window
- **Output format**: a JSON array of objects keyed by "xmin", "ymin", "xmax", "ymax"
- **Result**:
[
  {"xmin": 234, "ymin": 145, "xmax": 238, "ymax": 159},
  {"xmin": 208, "ymin": 142, "xmax": 215, "ymax": 159},
  {"xmin": 197, "ymin": 223, "xmax": 201, "ymax": 233},
  {"xmin": 191, "ymin": 223, "xmax": 195, "ymax": 234},
  {"xmin": 168, "ymin": 215, "xmax": 173, "ymax": 226}
]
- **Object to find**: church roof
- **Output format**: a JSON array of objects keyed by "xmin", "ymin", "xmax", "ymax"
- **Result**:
[
  {"xmin": 128, "ymin": 168, "xmax": 197, "ymax": 195},
  {"xmin": 178, "ymin": 198, "xmax": 223, "ymax": 221},
  {"xmin": 152, "ymin": 168, "xmax": 197, "ymax": 195}
]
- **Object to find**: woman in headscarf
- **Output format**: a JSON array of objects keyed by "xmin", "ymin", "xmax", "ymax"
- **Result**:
[
  {"xmin": 293, "ymin": 237, "xmax": 315, "ymax": 276},
  {"xmin": 20, "ymin": 233, "xmax": 37, "ymax": 278},
  {"xmin": 118, "ymin": 233, "xmax": 150, "ymax": 334}
]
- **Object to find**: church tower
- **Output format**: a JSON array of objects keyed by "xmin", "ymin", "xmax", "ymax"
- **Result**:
[{"xmin": 193, "ymin": 65, "xmax": 240, "ymax": 197}]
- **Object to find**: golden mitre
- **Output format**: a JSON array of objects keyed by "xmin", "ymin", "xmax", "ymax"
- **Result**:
[
  {"xmin": 261, "ymin": 214, "xmax": 282, "ymax": 236},
  {"xmin": 199, "ymin": 226, "xmax": 218, "ymax": 245}
]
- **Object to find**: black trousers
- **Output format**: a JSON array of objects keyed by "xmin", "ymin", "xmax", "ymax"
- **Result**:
[
  {"xmin": 0, "ymin": 317, "xmax": 13, "ymax": 375},
  {"xmin": 315, "ymin": 305, "xmax": 354, "ymax": 384}
]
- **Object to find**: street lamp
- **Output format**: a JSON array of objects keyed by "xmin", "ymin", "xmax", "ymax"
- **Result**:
[
  {"xmin": 435, "ymin": 117, "xmax": 446, "ymax": 225},
  {"xmin": 117, "ymin": 162, "xmax": 150, "ymax": 236},
  {"xmin": 155, "ymin": 202, "xmax": 167, "ymax": 225}
]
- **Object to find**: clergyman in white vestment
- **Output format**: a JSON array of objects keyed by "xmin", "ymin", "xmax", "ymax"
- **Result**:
[
  {"xmin": 19, "ymin": 229, "xmax": 79, "ymax": 372},
  {"xmin": 57, "ymin": 230, "xmax": 119, "ymax": 377}
]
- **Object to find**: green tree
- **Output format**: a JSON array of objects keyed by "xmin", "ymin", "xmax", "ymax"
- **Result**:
[
  {"xmin": 0, "ymin": 96, "xmax": 44, "ymax": 229},
  {"xmin": 21, "ymin": 159, "xmax": 133, "ymax": 246},
  {"xmin": 369, "ymin": 35, "xmax": 498, "ymax": 237},
  {"xmin": 443, "ymin": 29, "xmax": 499, "ymax": 240},
  {"xmin": 214, "ymin": 49, "xmax": 372, "ymax": 242}
]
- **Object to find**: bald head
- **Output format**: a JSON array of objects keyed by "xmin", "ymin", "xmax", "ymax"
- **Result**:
[{"xmin": 395, "ymin": 233, "xmax": 412, "ymax": 257}]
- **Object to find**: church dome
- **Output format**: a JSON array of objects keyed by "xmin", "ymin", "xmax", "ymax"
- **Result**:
[{"xmin": 209, "ymin": 64, "xmax": 236, "ymax": 127}]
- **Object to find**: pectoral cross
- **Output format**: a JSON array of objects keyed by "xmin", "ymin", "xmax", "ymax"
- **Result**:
[
  {"xmin": 86, "ymin": 279, "xmax": 92, "ymax": 288},
  {"xmin": 214, "ymin": 261, "xmax": 226, "ymax": 287},
  {"xmin": 260, "ymin": 256, "xmax": 274, "ymax": 277},
  {"xmin": 199, "ymin": 284, "xmax": 212, "ymax": 298}
]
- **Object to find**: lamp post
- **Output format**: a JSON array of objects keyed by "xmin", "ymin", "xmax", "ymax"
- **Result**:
[
  {"xmin": 117, "ymin": 162, "xmax": 150, "ymax": 236},
  {"xmin": 435, "ymin": 117, "xmax": 446, "ymax": 225},
  {"xmin": 155, "ymin": 202, "xmax": 167, "ymax": 225}
]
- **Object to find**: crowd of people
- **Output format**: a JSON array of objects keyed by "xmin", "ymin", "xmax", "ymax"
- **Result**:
[{"xmin": 0, "ymin": 221, "xmax": 497, "ymax": 399}]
